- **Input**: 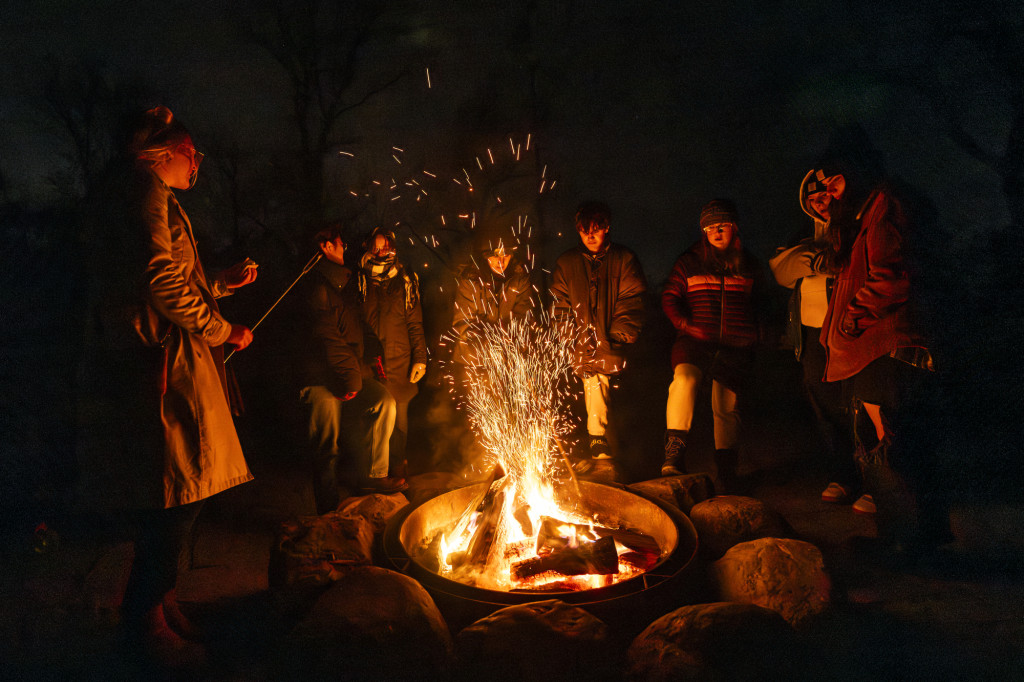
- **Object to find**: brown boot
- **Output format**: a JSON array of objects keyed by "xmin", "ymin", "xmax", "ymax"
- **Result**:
[
  {"xmin": 141, "ymin": 603, "xmax": 207, "ymax": 670},
  {"xmin": 161, "ymin": 589, "xmax": 199, "ymax": 640}
]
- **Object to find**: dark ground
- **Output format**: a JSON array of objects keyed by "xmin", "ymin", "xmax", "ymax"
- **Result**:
[
  {"xmin": 2, "ymin": 331, "xmax": 1024, "ymax": 680},
  {"xmin": 2, "ymin": 228, "xmax": 1023, "ymax": 679}
]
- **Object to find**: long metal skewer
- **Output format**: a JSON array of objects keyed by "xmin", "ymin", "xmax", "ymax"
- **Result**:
[{"xmin": 224, "ymin": 251, "xmax": 322, "ymax": 364}]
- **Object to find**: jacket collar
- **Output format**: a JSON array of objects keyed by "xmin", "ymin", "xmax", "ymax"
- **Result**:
[{"xmin": 318, "ymin": 259, "xmax": 352, "ymax": 291}]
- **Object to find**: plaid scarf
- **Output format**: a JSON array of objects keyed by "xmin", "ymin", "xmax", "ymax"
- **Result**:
[
  {"xmin": 358, "ymin": 253, "xmax": 419, "ymax": 311},
  {"xmin": 360, "ymin": 251, "xmax": 398, "ymax": 281}
]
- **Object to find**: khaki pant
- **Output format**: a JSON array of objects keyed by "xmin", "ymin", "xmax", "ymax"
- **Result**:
[
  {"xmin": 583, "ymin": 373, "xmax": 610, "ymax": 436},
  {"xmin": 665, "ymin": 363, "xmax": 739, "ymax": 450}
]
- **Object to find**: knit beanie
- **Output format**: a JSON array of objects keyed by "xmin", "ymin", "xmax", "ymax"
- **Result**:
[{"xmin": 699, "ymin": 199, "xmax": 738, "ymax": 229}]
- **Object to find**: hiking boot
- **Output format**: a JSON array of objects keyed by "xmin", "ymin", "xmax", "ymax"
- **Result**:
[
  {"xmin": 125, "ymin": 603, "xmax": 207, "ymax": 671},
  {"xmin": 821, "ymin": 482, "xmax": 852, "ymax": 504},
  {"xmin": 161, "ymin": 590, "xmax": 199, "ymax": 640},
  {"xmin": 661, "ymin": 430, "xmax": 687, "ymax": 476},
  {"xmin": 853, "ymin": 494, "xmax": 877, "ymax": 515},
  {"xmin": 361, "ymin": 475, "xmax": 408, "ymax": 494},
  {"xmin": 588, "ymin": 435, "xmax": 612, "ymax": 460}
]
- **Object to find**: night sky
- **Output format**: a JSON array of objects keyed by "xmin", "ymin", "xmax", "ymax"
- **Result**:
[{"xmin": 2, "ymin": 0, "xmax": 1018, "ymax": 280}]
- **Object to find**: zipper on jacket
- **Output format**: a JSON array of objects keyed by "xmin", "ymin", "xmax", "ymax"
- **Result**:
[{"xmin": 719, "ymin": 276, "xmax": 726, "ymax": 340}]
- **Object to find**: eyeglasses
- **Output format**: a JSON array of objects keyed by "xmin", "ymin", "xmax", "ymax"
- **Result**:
[
  {"xmin": 177, "ymin": 144, "xmax": 205, "ymax": 169},
  {"xmin": 702, "ymin": 223, "xmax": 735, "ymax": 234}
]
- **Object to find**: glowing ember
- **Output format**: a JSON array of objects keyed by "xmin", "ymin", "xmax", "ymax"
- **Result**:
[{"xmin": 438, "ymin": 310, "xmax": 658, "ymax": 591}]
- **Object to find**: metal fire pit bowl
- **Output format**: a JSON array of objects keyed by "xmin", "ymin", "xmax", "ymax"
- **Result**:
[{"xmin": 382, "ymin": 480, "xmax": 700, "ymax": 633}]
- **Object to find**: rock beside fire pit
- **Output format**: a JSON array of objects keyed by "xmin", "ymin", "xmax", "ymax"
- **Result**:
[
  {"xmin": 689, "ymin": 495, "xmax": 788, "ymax": 558},
  {"xmin": 629, "ymin": 473, "xmax": 715, "ymax": 514},
  {"xmin": 713, "ymin": 537, "xmax": 831, "ymax": 628},
  {"xmin": 269, "ymin": 512, "xmax": 374, "ymax": 589},
  {"xmin": 276, "ymin": 566, "xmax": 452, "ymax": 681},
  {"xmin": 626, "ymin": 601, "xmax": 800, "ymax": 682},
  {"xmin": 336, "ymin": 493, "xmax": 409, "ymax": 534},
  {"xmin": 454, "ymin": 600, "xmax": 618, "ymax": 682}
]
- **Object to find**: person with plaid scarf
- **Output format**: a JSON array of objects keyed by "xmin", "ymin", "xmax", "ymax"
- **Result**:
[{"xmin": 357, "ymin": 227, "xmax": 427, "ymax": 475}]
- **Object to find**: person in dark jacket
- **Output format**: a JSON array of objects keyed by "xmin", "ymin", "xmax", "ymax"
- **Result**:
[
  {"xmin": 551, "ymin": 202, "xmax": 647, "ymax": 465},
  {"xmin": 770, "ymin": 173, "xmax": 858, "ymax": 506},
  {"xmin": 660, "ymin": 199, "xmax": 766, "ymax": 493},
  {"xmin": 357, "ymin": 227, "xmax": 427, "ymax": 475},
  {"xmin": 301, "ymin": 225, "xmax": 407, "ymax": 513},
  {"xmin": 450, "ymin": 240, "xmax": 536, "ymax": 368},
  {"xmin": 813, "ymin": 159, "xmax": 944, "ymax": 545}
]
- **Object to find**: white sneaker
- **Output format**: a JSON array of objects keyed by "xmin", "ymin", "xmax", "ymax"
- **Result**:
[
  {"xmin": 852, "ymin": 494, "xmax": 877, "ymax": 515},
  {"xmin": 821, "ymin": 482, "xmax": 851, "ymax": 503}
]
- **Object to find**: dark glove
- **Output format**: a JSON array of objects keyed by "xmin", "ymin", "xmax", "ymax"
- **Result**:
[{"xmin": 840, "ymin": 316, "xmax": 863, "ymax": 337}]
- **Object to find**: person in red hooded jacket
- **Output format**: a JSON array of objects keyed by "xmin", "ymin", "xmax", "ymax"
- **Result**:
[{"xmin": 811, "ymin": 158, "xmax": 946, "ymax": 547}]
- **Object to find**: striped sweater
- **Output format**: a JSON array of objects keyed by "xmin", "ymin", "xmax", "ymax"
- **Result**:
[{"xmin": 662, "ymin": 241, "xmax": 763, "ymax": 348}]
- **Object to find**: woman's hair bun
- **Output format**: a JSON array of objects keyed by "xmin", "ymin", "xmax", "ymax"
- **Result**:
[{"xmin": 146, "ymin": 106, "xmax": 175, "ymax": 126}]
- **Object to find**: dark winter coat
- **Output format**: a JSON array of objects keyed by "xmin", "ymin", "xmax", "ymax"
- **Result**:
[
  {"xmin": 302, "ymin": 260, "xmax": 376, "ymax": 398},
  {"xmin": 662, "ymin": 239, "xmax": 765, "ymax": 353},
  {"xmin": 550, "ymin": 243, "xmax": 647, "ymax": 375},
  {"xmin": 451, "ymin": 259, "xmax": 535, "ymax": 365},
  {"xmin": 358, "ymin": 265, "xmax": 427, "ymax": 403},
  {"xmin": 76, "ymin": 165, "xmax": 252, "ymax": 510},
  {"xmin": 820, "ymin": 189, "xmax": 926, "ymax": 382}
]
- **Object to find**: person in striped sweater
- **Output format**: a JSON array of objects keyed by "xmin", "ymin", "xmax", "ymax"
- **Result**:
[{"xmin": 660, "ymin": 199, "xmax": 767, "ymax": 493}]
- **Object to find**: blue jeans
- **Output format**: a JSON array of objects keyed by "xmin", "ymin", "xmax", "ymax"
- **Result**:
[{"xmin": 301, "ymin": 380, "xmax": 396, "ymax": 513}]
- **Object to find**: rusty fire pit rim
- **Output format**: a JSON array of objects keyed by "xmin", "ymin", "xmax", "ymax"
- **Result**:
[{"xmin": 381, "ymin": 478, "xmax": 698, "ymax": 607}]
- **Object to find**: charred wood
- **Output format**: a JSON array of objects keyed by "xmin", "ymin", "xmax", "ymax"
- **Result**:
[{"xmin": 511, "ymin": 536, "xmax": 618, "ymax": 580}]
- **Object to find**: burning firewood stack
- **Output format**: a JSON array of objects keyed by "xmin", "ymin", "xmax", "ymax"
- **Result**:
[{"xmin": 429, "ymin": 311, "xmax": 664, "ymax": 592}]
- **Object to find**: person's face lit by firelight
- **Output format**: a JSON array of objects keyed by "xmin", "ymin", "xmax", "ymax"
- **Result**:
[
  {"xmin": 577, "ymin": 221, "xmax": 609, "ymax": 254},
  {"xmin": 703, "ymin": 222, "xmax": 736, "ymax": 251}
]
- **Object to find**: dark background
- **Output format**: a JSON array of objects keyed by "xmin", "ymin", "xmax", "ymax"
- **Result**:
[{"xmin": 2, "ymin": 0, "xmax": 1023, "ymax": 517}]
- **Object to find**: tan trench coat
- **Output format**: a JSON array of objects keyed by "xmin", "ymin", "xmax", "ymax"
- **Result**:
[{"xmin": 77, "ymin": 167, "xmax": 251, "ymax": 509}]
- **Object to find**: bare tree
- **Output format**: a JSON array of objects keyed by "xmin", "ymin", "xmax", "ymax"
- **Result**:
[
  {"xmin": 241, "ymin": 0, "xmax": 411, "ymax": 214},
  {"xmin": 41, "ymin": 58, "xmax": 150, "ymax": 201}
]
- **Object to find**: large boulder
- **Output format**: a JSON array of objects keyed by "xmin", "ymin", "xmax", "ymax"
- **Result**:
[
  {"xmin": 627, "ymin": 601, "xmax": 800, "ymax": 682},
  {"xmin": 276, "ymin": 566, "xmax": 452, "ymax": 681},
  {"xmin": 268, "ymin": 512, "xmax": 374, "ymax": 589},
  {"xmin": 629, "ymin": 474, "xmax": 714, "ymax": 514},
  {"xmin": 713, "ymin": 537, "xmax": 831, "ymax": 628},
  {"xmin": 689, "ymin": 495, "xmax": 787, "ymax": 558},
  {"xmin": 454, "ymin": 599, "xmax": 618, "ymax": 682},
  {"xmin": 336, "ymin": 492, "xmax": 409, "ymax": 534}
]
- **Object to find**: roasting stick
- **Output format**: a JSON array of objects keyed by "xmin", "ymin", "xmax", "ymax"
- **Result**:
[{"xmin": 224, "ymin": 252, "xmax": 322, "ymax": 363}]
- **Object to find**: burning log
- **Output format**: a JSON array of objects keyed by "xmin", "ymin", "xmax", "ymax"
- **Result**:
[
  {"xmin": 593, "ymin": 527, "xmax": 661, "ymax": 556},
  {"xmin": 447, "ymin": 465, "xmax": 508, "ymax": 570},
  {"xmin": 536, "ymin": 517, "xmax": 600, "ymax": 555},
  {"xmin": 511, "ymin": 536, "xmax": 618, "ymax": 581}
]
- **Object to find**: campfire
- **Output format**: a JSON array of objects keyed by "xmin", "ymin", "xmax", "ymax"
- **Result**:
[{"xmin": 422, "ymin": 313, "xmax": 664, "ymax": 592}]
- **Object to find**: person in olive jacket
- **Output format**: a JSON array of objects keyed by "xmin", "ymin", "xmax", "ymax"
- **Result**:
[
  {"xmin": 357, "ymin": 227, "xmax": 427, "ymax": 474},
  {"xmin": 551, "ymin": 201, "xmax": 647, "ymax": 466},
  {"xmin": 660, "ymin": 199, "xmax": 766, "ymax": 493},
  {"xmin": 301, "ymin": 225, "xmax": 407, "ymax": 514},
  {"xmin": 77, "ymin": 107, "xmax": 256, "ymax": 663}
]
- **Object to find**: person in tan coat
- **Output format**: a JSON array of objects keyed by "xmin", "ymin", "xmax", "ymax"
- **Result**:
[{"xmin": 78, "ymin": 106, "xmax": 257, "ymax": 665}]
